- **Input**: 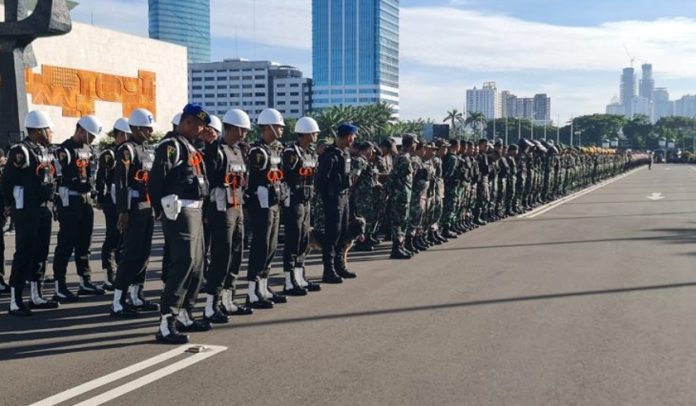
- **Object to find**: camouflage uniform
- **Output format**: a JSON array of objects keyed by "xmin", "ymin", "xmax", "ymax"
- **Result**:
[{"xmin": 386, "ymin": 151, "xmax": 413, "ymax": 243}]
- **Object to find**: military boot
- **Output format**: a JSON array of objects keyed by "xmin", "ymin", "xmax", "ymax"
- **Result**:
[
  {"xmin": 78, "ymin": 276, "xmax": 105, "ymax": 296},
  {"xmin": 29, "ymin": 281, "xmax": 59, "ymax": 309},
  {"xmin": 53, "ymin": 281, "xmax": 79, "ymax": 303},
  {"xmin": 246, "ymin": 280, "xmax": 274, "ymax": 309},
  {"xmin": 204, "ymin": 294, "xmax": 230, "ymax": 324},
  {"xmin": 283, "ymin": 271, "xmax": 308, "ymax": 296},
  {"xmin": 405, "ymin": 236, "xmax": 419, "ymax": 254},
  {"xmin": 390, "ymin": 242, "xmax": 412, "ymax": 259},
  {"xmin": 156, "ymin": 314, "xmax": 189, "ymax": 345}
]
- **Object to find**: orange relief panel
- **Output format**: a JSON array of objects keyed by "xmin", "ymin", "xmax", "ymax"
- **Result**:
[{"xmin": 25, "ymin": 65, "xmax": 157, "ymax": 119}]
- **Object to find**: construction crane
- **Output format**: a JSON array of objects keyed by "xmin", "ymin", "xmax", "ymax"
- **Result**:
[{"xmin": 622, "ymin": 44, "xmax": 635, "ymax": 68}]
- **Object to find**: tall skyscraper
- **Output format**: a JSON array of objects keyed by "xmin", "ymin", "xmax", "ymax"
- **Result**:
[
  {"xmin": 533, "ymin": 93, "xmax": 551, "ymax": 122},
  {"xmin": 148, "ymin": 0, "xmax": 210, "ymax": 64},
  {"xmin": 311, "ymin": 0, "xmax": 399, "ymax": 113},
  {"xmin": 466, "ymin": 82, "xmax": 501, "ymax": 119},
  {"xmin": 620, "ymin": 67, "xmax": 636, "ymax": 117},
  {"xmin": 639, "ymin": 64, "xmax": 654, "ymax": 102},
  {"xmin": 653, "ymin": 88, "xmax": 674, "ymax": 121}
]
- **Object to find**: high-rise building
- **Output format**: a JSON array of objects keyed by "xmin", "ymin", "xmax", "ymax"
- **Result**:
[
  {"xmin": 653, "ymin": 88, "xmax": 674, "ymax": 121},
  {"xmin": 466, "ymin": 82, "xmax": 501, "ymax": 119},
  {"xmin": 533, "ymin": 93, "xmax": 551, "ymax": 122},
  {"xmin": 639, "ymin": 64, "xmax": 654, "ymax": 102},
  {"xmin": 675, "ymin": 95, "xmax": 696, "ymax": 118},
  {"xmin": 311, "ymin": 0, "xmax": 399, "ymax": 113},
  {"xmin": 516, "ymin": 98, "xmax": 534, "ymax": 120},
  {"xmin": 606, "ymin": 96, "xmax": 624, "ymax": 116},
  {"xmin": 189, "ymin": 59, "xmax": 312, "ymax": 121},
  {"xmin": 149, "ymin": 0, "xmax": 210, "ymax": 64},
  {"xmin": 620, "ymin": 67, "xmax": 636, "ymax": 117},
  {"xmin": 501, "ymin": 91, "xmax": 516, "ymax": 118}
]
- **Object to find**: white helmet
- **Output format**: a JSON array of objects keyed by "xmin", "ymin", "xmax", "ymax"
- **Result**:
[
  {"xmin": 77, "ymin": 115, "xmax": 103, "ymax": 137},
  {"xmin": 257, "ymin": 108, "xmax": 285, "ymax": 126},
  {"xmin": 295, "ymin": 117, "xmax": 320, "ymax": 134},
  {"xmin": 24, "ymin": 110, "xmax": 53, "ymax": 129},
  {"xmin": 222, "ymin": 109, "xmax": 251, "ymax": 129},
  {"xmin": 113, "ymin": 118, "xmax": 132, "ymax": 134},
  {"xmin": 129, "ymin": 108, "xmax": 156, "ymax": 128},
  {"xmin": 171, "ymin": 113, "xmax": 182, "ymax": 126},
  {"xmin": 209, "ymin": 115, "xmax": 222, "ymax": 134}
]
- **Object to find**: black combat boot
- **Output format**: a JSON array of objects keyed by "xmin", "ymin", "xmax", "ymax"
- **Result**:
[
  {"xmin": 78, "ymin": 276, "xmax": 105, "ymax": 296},
  {"xmin": 53, "ymin": 281, "xmax": 79, "ymax": 303},
  {"xmin": 156, "ymin": 314, "xmax": 189, "ymax": 345},
  {"xmin": 405, "ymin": 236, "xmax": 419, "ymax": 254},
  {"xmin": 390, "ymin": 242, "xmax": 412, "ymax": 259}
]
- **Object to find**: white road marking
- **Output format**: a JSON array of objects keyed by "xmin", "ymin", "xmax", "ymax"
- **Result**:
[
  {"xmin": 518, "ymin": 167, "xmax": 644, "ymax": 219},
  {"xmin": 29, "ymin": 344, "xmax": 227, "ymax": 406},
  {"xmin": 646, "ymin": 192, "xmax": 665, "ymax": 201}
]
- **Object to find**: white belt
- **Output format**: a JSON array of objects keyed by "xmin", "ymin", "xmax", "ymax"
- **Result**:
[
  {"xmin": 68, "ymin": 191, "xmax": 89, "ymax": 196},
  {"xmin": 180, "ymin": 199, "xmax": 203, "ymax": 209}
]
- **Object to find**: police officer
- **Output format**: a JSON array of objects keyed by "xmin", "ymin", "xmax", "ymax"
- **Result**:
[
  {"xmin": 52, "ymin": 115, "xmax": 105, "ymax": 301},
  {"xmin": 316, "ymin": 123, "xmax": 358, "ymax": 280},
  {"xmin": 3, "ymin": 111, "xmax": 59, "ymax": 315},
  {"xmin": 96, "ymin": 118, "xmax": 131, "ymax": 291},
  {"xmin": 201, "ymin": 109, "xmax": 254, "ymax": 323},
  {"xmin": 282, "ymin": 117, "xmax": 322, "ymax": 295},
  {"xmin": 245, "ymin": 108, "xmax": 288, "ymax": 308},
  {"xmin": 110, "ymin": 109, "xmax": 158, "ymax": 318},
  {"xmin": 150, "ymin": 104, "xmax": 211, "ymax": 344}
]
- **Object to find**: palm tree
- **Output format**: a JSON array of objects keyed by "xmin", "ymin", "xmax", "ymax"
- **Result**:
[
  {"xmin": 443, "ymin": 109, "xmax": 464, "ymax": 138},
  {"xmin": 465, "ymin": 111, "xmax": 487, "ymax": 139}
]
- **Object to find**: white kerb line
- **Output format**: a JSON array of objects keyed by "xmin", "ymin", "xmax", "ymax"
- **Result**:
[
  {"xmin": 29, "ymin": 345, "xmax": 227, "ymax": 406},
  {"xmin": 518, "ymin": 167, "xmax": 644, "ymax": 219}
]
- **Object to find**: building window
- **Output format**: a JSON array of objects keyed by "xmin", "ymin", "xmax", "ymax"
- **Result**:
[
  {"xmin": 254, "ymin": 75, "xmax": 265, "ymax": 79},
  {"xmin": 290, "ymin": 101, "xmax": 299, "ymax": 105},
  {"xmin": 192, "ymin": 86, "xmax": 202, "ymax": 90},
  {"xmin": 255, "ymin": 84, "xmax": 264, "ymax": 88},
  {"xmin": 217, "ymin": 101, "xmax": 228, "ymax": 106},
  {"xmin": 255, "ymin": 92, "xmax": 266, "ymax": 97},
  {"xmin": 255, "ymin": 101, "xmax": 265, "ymax": 106},
  {"xmin": 277, "ymin": 101, "xmax": 286, "ymax": 105},
  {"xmin": 192, "ymin": 77, "xmax": 202, "ymax": 82},
  {"xmin": 192, "ymin": 94, "xmax": 202, "ymax": 98},
  {"xmin": 204, "ymin": 77, "xmax": 214, "ymax": 81},
  {"xmin": 218, "ymin": 85, "xmax": 228, "ymax": 89},
  {"xmin": 217, "ymin": 93, "xmax": 226, "ymax": 98},
  {"xmin": 242, "ymin": 84, "xmax": 252, "ymax": 89},
  {"xmin": 290, "ymin": 92, "xmax": 299, "ymax": 96},
  {"xmin": 277, "ymin": 84, "xmax": 285, "ymax": 87},
  {"xmin": 289, "ymin": 83, "xmax": 299, "ymax": 87},
  {"xmin": 242, "ymin": 76, "xmax": 252, "ymax": 80},
  {"xmin": 229, "ymin": 76, "xmax": 240, "ymax": 80},
  {"xmin": 205, "ymin": 94, "xmax": 215, "ymax": 98},
  {"xmin": 243, "ymin": 93, "xmax": 252, "ymax": 97},
  {"xmin": 290, "ymin": 109, "xmax": 299, "ymax": 114},
  {"xmin": 205, "ymin": 85, "xmax": 214, "ymax": 89},
  {"xmin": 229, "ymin": 93, "xmax": 239, "ymax": 97},
  {"xmin": 230, "ymin": 84, "xmax": 240, "ymax": 89}
]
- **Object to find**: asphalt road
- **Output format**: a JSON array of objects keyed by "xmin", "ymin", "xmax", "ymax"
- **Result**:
[{"xmin": 3, "ymin": 164, "xmax": 696, "ymax": 406}]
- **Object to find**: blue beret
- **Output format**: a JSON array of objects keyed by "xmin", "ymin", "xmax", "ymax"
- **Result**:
[
  {"xmin": 337, "ymin": 123, "xmax": 358, "ymax": 138},
  {"xmin": 182, "ymin": 103, "xmax": 211, "ymax": 125}
]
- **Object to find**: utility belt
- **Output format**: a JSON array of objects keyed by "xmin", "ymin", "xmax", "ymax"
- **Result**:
[
  {"xmin": 161, "ymin": 194, "xmax": 203, "ymax": 221},
  {"xmin": 210, "ymin": 185, "xmax": 244, "ymax": 212},
  {"xmin": 285, "ymin": 183, "xmax": 314, "ymax": 207},
  {"xmin": 58, "ymin": 186, "xmax": 91, "ymax": 207}
]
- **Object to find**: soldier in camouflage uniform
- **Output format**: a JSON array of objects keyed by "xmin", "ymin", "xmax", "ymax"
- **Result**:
[
  {"xmin": 386, "ymin": 135, "xmax": 415, "ymax": 259},
  {"xmin": 426, "ymin": 140, "xmax": 447, "ymax": 244},
  {"xmin": 440, "ymin": 139, "xmax": 460, "ymax": 239},
  {"xmin": 505, "ymin": 144, "xmax": 518, "ymax": 215},
  {"xmin": 406, "ymin": 139, "xmax": 429, "ymax": 253},
  {"xmin": 351, "ymin": 141, "xmax": 379, "ymax": 252}
]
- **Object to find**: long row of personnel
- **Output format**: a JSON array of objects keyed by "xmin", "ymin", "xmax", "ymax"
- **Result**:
[{"xmin": 0, "ymin": 104, "xmax": 648, "ymax": 344}]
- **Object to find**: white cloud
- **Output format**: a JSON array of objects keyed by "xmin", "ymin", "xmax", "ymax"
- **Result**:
[
  {"xmin": 210, "ymin": 0, "xmax": 311, "ymax": 49},
  {"xmin": 71, "ymin": 0, "xmax": 148, "ymax": 37},
  {"xmin": 400, "ymin": 7, "xmax": 696, "ymax": 78}
]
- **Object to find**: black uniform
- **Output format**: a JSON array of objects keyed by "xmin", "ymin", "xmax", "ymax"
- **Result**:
[
  {"xmin": 111, "ymin": 139, "xmax": 155, "ymax": 315},
  {"xmin": 95, "ymin": 145, "xmax": 121, "ymax": 287},
  {"xmin": 315, "ymin": 144, "xmax": 353, "ymax": 281},
  {"xmin": 2, "ymin": 139, "xmax": 56, "ymax": 312},
  {"xmin": 202, "ymin": 138, "xmax": 246, "ymax": 318},
  {"xmin": 53, "ymin": 139, "xmax": 101, "ymax": 294},
  {"xmin": 246, "ymin": 139, "xmax": 287, "ymax": 306},
  {"xmin": 150, "ymin": 134, "xmax": 209, "ymax": 318},
  {"xmin": 282, "ymin": 142, "xmax": 318, "ymax": 293}
]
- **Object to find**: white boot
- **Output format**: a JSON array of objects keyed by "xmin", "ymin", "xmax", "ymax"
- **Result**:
[
  {"xmin": 221, "ymin": 289, "xmax": 238, "ymax": 312},
  {"xmin": 129, "ymin": 284, "xmax": 144, "ymax": 306},
  {"xmin": 259, "ymin": 278, "xmax": 271, "ymax": 299},
  {"xmin": 10, "ymin": 287, "xmax": 19, "ymax": 312},
  {"xmin": 31, "ymin": 281, "xmax": 45, "ymax": 305},
  {"xmin": 205, "ymin": 294, "xmax": 216, "ymax": 318},
  {"xmin": 176, "ymin": 309, "xmax": 193, "ymax": 327},
  {"xmin": 247, "ymin": 281, "xmax": 261, "ymax": 303},
  {"xmin": 112, "ymin": 289, "xmax": 124, "ymax": 312},
  {"xmin": 294, "ymin": 267, "xmax": 308, "ymax": 288},
  {"xmin": 159, "ymin": 314, "xmax": 174, "ymax": 336},
  {"xmin": 284, "ymin": 272, "xmax": 295, "ymax": 290}
]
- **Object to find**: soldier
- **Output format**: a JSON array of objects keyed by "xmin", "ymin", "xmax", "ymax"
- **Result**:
[
  {"xmin": 310, "ymin": 138, "xmax": 333, "ymax": 240},
  {"xmin": 505, "ymin": 144, "xmax": 518, "ymax": 216},
  {"xmin": 473, "ymin": 139, "xmax": 491, "ymax": 225},
  {"xmin": 109, "ymin": 109, "xmax": 158, "ymax": 318},
  {"xmin": 316, "ymin": 123, "xmax": 358, "ymax": 280},
  {"xmin": 282, "ymin": 117, "xmax": 322, "ymax": 295},
  {"xmin": 408, "ymin": 140, "xmax": 431, "ymax": 253},
  {"xmin": 440, "ymin": 139, "xmax": 460, "ymax": 239},
  {"xmin": 52, "ymin": 115, "xmax": 105, "ymax": 301},
  {"xmin": 387, "ymin": 135, "xmax": 415, "ymax": 259},
  {"xmin": 427, "ymin": 140, "xmax": 448, "ymax": 244},
  {"xmin": 96, "ymin": 118, "xmax": 131, "ymax": 291},
  {"xmin": 150, "ymin": 104, "xmax": 211, "ymax": 344},
  {"xmin": 351, "ymin": 141, "xmax": 379, "ymax": 252},
  {"xmin": 3, "ymin": 111, "xmax": 59, "ymax": 315},
  {"xmin": 201, "ymin": 109, "xmax": 253, "ymax": 324},
  {"xmin": 245, "ymin": 108, "xmax": 288, "ymax": 308}
]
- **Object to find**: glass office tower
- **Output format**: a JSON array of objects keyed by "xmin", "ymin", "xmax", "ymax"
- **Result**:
[
  {"xmin": 148, "ymin": 0, "xmax": 210, "ymax": 64},
  {"xmin": 312, "ymin": 0, "xmax": 399, "ymax": 114}
]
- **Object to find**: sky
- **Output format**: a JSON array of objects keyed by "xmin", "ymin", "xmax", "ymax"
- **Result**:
[{"xmin": 70, "ymin": 0, "xmax": 696, "ymax": 124}]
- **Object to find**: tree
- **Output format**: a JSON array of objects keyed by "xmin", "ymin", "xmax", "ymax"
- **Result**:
[
  {"xmin": 443, "ymin": 109, "xmax": 464, "ymax": 139},
  {"xmin": 465, "ymin": 111, "xmax": 487, "ymax": 139}
]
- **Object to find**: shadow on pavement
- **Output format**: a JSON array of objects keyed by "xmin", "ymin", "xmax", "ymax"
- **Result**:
[{"xmin": 220, "ymin": 280, "xmax": 696, "ymax": 331}]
